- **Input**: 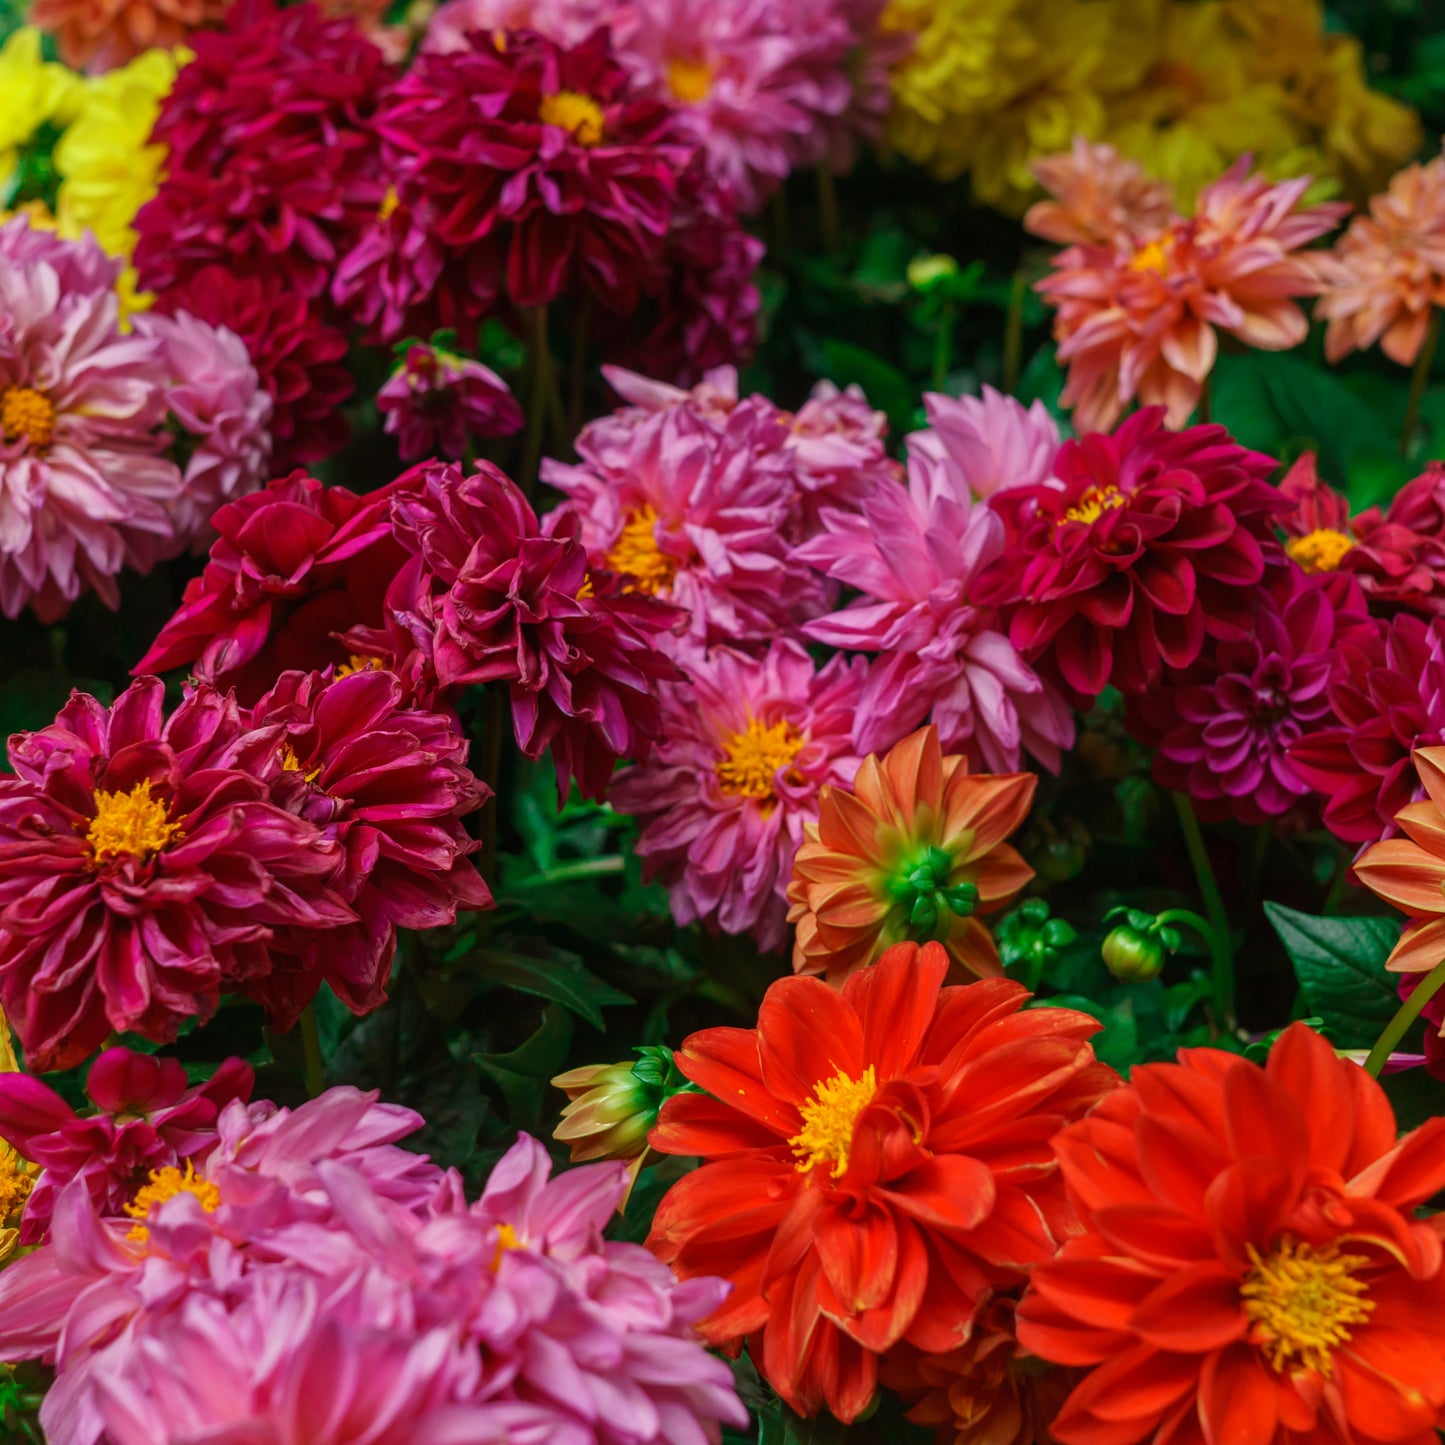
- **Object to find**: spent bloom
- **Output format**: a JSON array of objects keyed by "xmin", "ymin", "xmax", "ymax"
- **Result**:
[
  {"xmin": 377, "ymin": 342, "xmax": 523, "ymax": 461},
  {"xmin": 609, "ymin": 639, "xmax": 864, "ymax": 951},
  {"xmin": 786, "ymin": 725, "xmax": 1036, "ymax": 985},
  {"xmin": 648, "ymin": 940, "xmax": 1117, "ymax": 1422}
]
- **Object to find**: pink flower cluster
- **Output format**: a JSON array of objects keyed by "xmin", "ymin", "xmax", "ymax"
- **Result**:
[{"xmin": 0, "ymin": 1068, "xmax": 744, "ymax": 1445}]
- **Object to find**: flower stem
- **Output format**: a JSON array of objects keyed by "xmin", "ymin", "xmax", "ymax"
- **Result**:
[
  {"xmin": 1196, "ymin": 374, "xmax": 1212, "ymax": 426},
  {"xmin": 1401, "ymin": 308, "xmax": 1441, "ymax": 458},
  {"xmin": 300, "ymin": 1002, "xmax": 324, "ymax": 1099},
  {"xmin": 1171, "ymin": 791, "xmax": 1234, "ymax": 1022},
  {"xmin": 817, "ymin": 165, "xmax": 839, "ymax": 252},
  {"xmin": 1155, "ymin": 908, "xmax": 1233, "ymax": 1020},
  {"xmin": 520, "ymin": 305, "xmax": 551, "ymax": 497},
  {"xmin": 1003, "ymin": 270, "xmax": 1026, "ymax": 394},
  {"xmin": 1364, "ymin": 954, "xmax": 1445, "ymax": 1077}
]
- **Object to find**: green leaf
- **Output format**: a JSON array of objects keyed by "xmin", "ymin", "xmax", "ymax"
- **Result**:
[
  {"xmin": 471, "ymin": 947, "xmax": 631, "ymax": 1030},
  {"xmin": 475, "ymin": 1004, "xmax": 574, "ymax": 1132},
  {"xmin": 1263, "ymin": 903, "xmax": 1401, "ymax": 1049}
]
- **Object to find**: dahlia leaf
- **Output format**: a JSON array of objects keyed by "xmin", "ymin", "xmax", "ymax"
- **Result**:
[{"xmin": 472, "ymin": 947, "xmax": 631, "ymax": 1030}]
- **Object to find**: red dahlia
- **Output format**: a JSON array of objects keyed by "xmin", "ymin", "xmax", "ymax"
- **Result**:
[{"xmin": 977, "ymin": 410, "xmax": 1287, "ymax": 700}]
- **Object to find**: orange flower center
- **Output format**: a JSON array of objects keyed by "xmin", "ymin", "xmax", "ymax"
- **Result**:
[
  {"xmin": 124, "ymin": 1161, "xmax": 221, "ymax": 1243},
  {"xmin": 605, "ymin": 505, "xmax": 679, "ymax": 594},
  {"xmin": 1286, "ymin": 528, "xmax": 1353, "ymax": 574},
  {"xmin": 715, "ymin": 716, "xmax": 805, "ymax": 803},
  {"xmin": 378, "ymin": 185, "xmax": 400, "ymax": 222},
  {"xmin": 85, "ymin": 780, "xmax": 181, "ymax": 864},
  {"xmin": 789, "ymin": 1066, "xmax": 877, "ymax": 1178},
  {"xmin": 1240, "ymin": 1238, "xmax": 1373, "ymax": 1377},
  {"xmin": 0, "ymin": 1144, "xmax": 33, "ymax": 1225},
  {"xmin": 666, "ymin": 55, "xmax": 714, "ymax": 103},
  {"xmin": 539, "ymin": 90, "xmax": 605, "ymax": 146},
  {"xmin": 491, "ymin": 1221, "xmax": 524, "ymax": 1270},
  {"xmin": 279, "ymin": 744, "xmax": 323, "ymax": 783},
  {"xmin": 1, "ymin": 385, "xmax": 56, "ymax": 450},
  {"xmin": 1127, "ymin": 236, "xmax": 1172, "ymax": 274},
  {"xmin": 1062, "ymin": 484, "xmax": 1126, "ymax": 526}
]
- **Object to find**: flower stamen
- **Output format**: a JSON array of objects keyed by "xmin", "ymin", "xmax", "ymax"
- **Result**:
[
  {"xmin": 715, "ymin": 716, "xmax": 805, "ymax": 804},
  {"xmin": 606, "ymin": 505, "xmax": 679, "ymax": 595},
  {"xmin": 666, "ymin": 55, "xmax": 714, "ymax": 104},
  {"xmin": 789, "ymin": 1066, "xmax": 878, "ymax": 1178},
  {"xmin": 1286, "ymin": 528, "xmax": 1353, "ymax": 574},
  {"xmin": 85, "ymin": 779, "xmax": 182, "ymax": 863},
  {"xmin": 539, "ymin": 90, "xmax": 605, "ymax": 146},
  {"xmin": 1, "ymin": 385, "xmax": 56, "ymax": 450},
  {"xmin": 1240, "ymin": 1237, "xmax": 1374, "ymax": 1377},
  {"xmin": 124, "ymin": 1161, "xmax": 221, "ymax": 1243},
  {"xmin": 1062, "ymin": 484, "xmax": 1126, "ymax": 526}
]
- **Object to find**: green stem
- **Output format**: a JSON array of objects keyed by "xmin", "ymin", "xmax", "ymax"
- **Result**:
[
  {"xmin": 1172, "ymin": 791, "xmax": 1234, "ymax": 1022},
  {"xmin": 932, "ymin": 300, "xmax": 956, "ymax": 391},
  {"xmin": 1003, "ymin": 270, "xmax": 1026, "ymax": 394},
  {"xmin": 511, "ymin": 857, "xmax": 625, "ymax": 889},
  {"xmin": 1155, "ymin": 908, "xmax": 1232, "ymax": 1016},
  {"xmin": 1322, "ymin": 851, "xmax": 1352, "ymax": 915},
  {"xmin": 817, "ymin": 164, "xmax": 839, "ymax": 252},
  {"xmin": 1364, "ymin": 954, "xmax": 1445, "ymax": 1077},
  {"xmin": 520, "ymin": 305, "xmax": 551, "ymax": 498},
  {"xmin": 300, "ymin": 1002, "xmax": 324, "ymax": 1099},
  {"xmin": 1196, "ymin": 374, "xmax": 1212, "ymax": 426},
  {"xmin": 1401, "ymin": 308, "xmax": 1441, "ymax": 458}
]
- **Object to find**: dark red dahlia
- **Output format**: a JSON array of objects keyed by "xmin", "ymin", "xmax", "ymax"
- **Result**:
[
  {"xmin": 0, "ymin": 679, "xmax": 351, "ymax": 1071},
  {"xmin": 133, "ymin": 471, "xmax": 409, "ymax": 704},
  {"xmin": 336, "ymin": 27, "xmax": 693, "ymax": 344},
  {"xmin": 0, "ymin": 1047, "xmax": 252, "ymax": 1243},
  {"xmin": 976, "ymin": 409, "xmax": 1287, "ymax": 700},
  {"xmin": 155, "ymin": 267, "xmax": 354, "ymax": 470},
  {"xmin": 1289, "ymin": 612, "xmax": 1445, "ymax": 844},
  {"xmin": 384, "ymin": 460, "xmax": 684, "ymax": 801},
  {"xmin": 134, "ymin": 0, "xmax": 392, "ymax": 305},
  {"xmin": 245, "ymin": 667, "xmax": 492, "ymax": 1023},
  {"xmin": 1127, "ymin": 572, "xmax": 1372, "ymax": 825}
]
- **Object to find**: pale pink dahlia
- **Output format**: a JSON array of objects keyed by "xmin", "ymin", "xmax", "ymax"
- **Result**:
[
  {"xmin": 543, "ymin": 401, "xmax": 827, "ymax": 650},
  {"xmin": 0, "ymin": 679, "xmax": 351, "ymax": 1071},
  {"xmin": 797, "ymin": 432, "xmax": 1075, "ymax": 770},
  {"xmin": 922, "ymin": 385, "xmax": 1061, "ymax": 500},
  {"xmin": 786, "ymin": 378, "xmax": 898, "ymax": 519},
  {"xmin": 132, "ymin": 308, "xmax": 274, "ymax": 553},
  {"xmin": 582, "ymin": 364, "xmax": 743, "ymax": 470},
  {"xmin": 421, "ymin": 0, "xmax": 611, "ymax": 54},
  {"xmin": 609, "ymin": 639, "xmax": 864, "ymax": 950},
  {"xmin": 0, "ymin": 219, "xmax": 183, "ymax": 622}
]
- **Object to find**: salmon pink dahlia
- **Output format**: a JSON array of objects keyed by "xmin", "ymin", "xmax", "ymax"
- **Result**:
[
  {"xmin": 29, "ymin": 0, "xmax": 230, "ymax": 71},
  {"xmin": 647, "ymin": 940, "xmax": 1117, "ymax": 1423},
  {"xmin": 1026, "ymin": 139, "xmax": 1174, "ymax": 250},
  {"xmin": 1017, "ymin": 1022, "xmax": 1445, "ymax": 1445}
]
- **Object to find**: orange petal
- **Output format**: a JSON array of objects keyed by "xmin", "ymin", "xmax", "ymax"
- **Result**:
[{"xmin": 1353, "ymin": 840, "xmax": 1445, "ymax": 915}]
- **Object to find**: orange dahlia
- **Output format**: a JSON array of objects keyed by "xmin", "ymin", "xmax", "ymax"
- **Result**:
[
  {"xmin": 29, "ymin": 0, "xmax": 230, "ymax": 71},
  {"xmin": 647, "ymin": 940, "xmax": 1117, "ymax": 1423},
  {"xmin": 1016, "ymin": 1022, "xmax": 1445, "ymax": 1445},
  {"xmin": 785, "ymin": 726, "xmax": 1036, "ymax": 986}
]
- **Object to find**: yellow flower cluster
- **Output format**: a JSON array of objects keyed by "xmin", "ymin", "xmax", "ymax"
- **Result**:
[{"xmin": 882, "ymin": 0, "xmax": 1421, "ymax": 215}]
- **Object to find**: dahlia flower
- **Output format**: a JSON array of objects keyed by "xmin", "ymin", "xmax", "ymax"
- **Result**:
[
  {"xmin": 248, "ymin": 666, "xmax": 492, "ymax": 1023},
  {"xmin": 0, "ymin": 29, "xmax": 82, "ymax": 192},
  {"xmin": 1288, "ymin": 612, "xmax": 1445, "ymax": 844},
  {"xmin": 923, "ymin": 386, "xmax": 1061, "ymax": 500},
  {"xmin": 377, "ymin": 343, "xmax": 524, "ymax": 461},
  {"xmin": 0, "ymin": 1046, "xmax": 253, "ymax": 1244},
  {"xmin": 785, "ymin": 379, "xmax": 897, "ymax": 518},
  {"xmin": 544, "ymin": 401, "xmax": 825, "ymax": 650},
  {"xmin": 133, "ymin": 471, "xmax": 408, "ymax": 704},
  {"xmin": 648, "ymin": 940, "xmax": 1117, "ymax": 1422},
  {"xmin": 155, "ymin": 266, "xmax": 353, "ymax": 470},
  {"xmin": 384, "ymin": 460, "xmax": 684, "ymax": 801},
  {"xmin": 1017, "ymin": 1022, "xmax": 1445, "ymax": 1445},
  {"xmin": 0, "ymin": 218, "xmax": 184, "ymax": 621},
  {"xmin": 786, "ymin": 725, "xmax": 1036, "ymax": 984},
  {"xmin": 0, "ymin": 679, "xmax": 352, "ymax": 1071},
  {"xmin": 811, "ymin": 0, "xmax": 912, "ymax": 175},
  {"xmin": 133, "ymin": 1, "xmax": 391, "ymax": 305},
  {"xmin": 610, "ymin": 0, "xmax": 855, "ymax": 213},
  {"xmin": 1127, "ymin": 573, "xmax": 1371, "ymax": 826},
  {"xmin": 421, "ymin": 0, "xmax": 611, "ymax": 54},
  {"xmin": 29, "ymin": 0, "xmax": 228, "ymax": 70},
  {"xmin": 1025, "ymin": 138, "xmax": 1174, "ymax": 249},
  {"xmin": 133, "ymin": 308, "xmax": 274, "ymax": 550},
  {"xmin": 976, "ymin": 410, "xmax": 1288, "ymax": 701},
  {"xmin": 1032, "ymin": 158, "xmax": 1345, "ymax": 432},
  {"xmin": 1316, "ymin": 152, "xmax": 1445, "ymax": 366},
  {"xmin": 608, "ymin": 639, "xmax": 864, "ymax": 951},
  {"xmin": 799, "ymin": 430, "xmax": 1073, "ymax": 767}
]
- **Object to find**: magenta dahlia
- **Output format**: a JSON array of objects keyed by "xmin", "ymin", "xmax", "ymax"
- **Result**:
[
  {"xmin": 609, "ymin": 639, "xmax": 864, "ymax": 950},
  {"xmin": 246, "ymin": 667, "xmax": 492, "ymax": 1024},
  {"xmin": 133, "ymin": 471, "xmax": 408, "ymax": 705},
  {"xmin": 0, "ymin": 679, "xmax": 352, "ymax": 1071},
  {"xmin": 377, "ymin": 342, "xmax": 524, "ymax": 461},
  {"xmin": 976, "ymin": 409, "xmax": 1288, "ymax": 701}
]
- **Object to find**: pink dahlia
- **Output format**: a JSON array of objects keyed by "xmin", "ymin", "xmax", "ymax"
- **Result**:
[
  {"xmin": 1127, "ymin": 573, "xmax": 1372, "ymax": 825},
  {"xmin": 421, "ymin": 0, "xmax": 610, "ymax": 53},
  {"xmin": 384, "ymin": 460, "xmax": 684, "ymax": 801},
  {"xmin": 377, "ymin": 342, "xmax": 524, "ymax": 461},
  {"xmin": 609, "ymin": 639, "xmax": 864, "ymax": 950},
  {"xmin": 0, "ymin": 1047, "xmax": 253, "ymax": 1245},
  {"xmin": 611, "ymin": 0, "xmax": 854, "ymax": 212},
  {"xmin": 1026, "ymin": 138, "xmax": 1174, "ymax": 249},
  {"xmin": 976, "ymin": 411, "xmax": 1288, "ymax": 701},
  {"xmin": 133, "ymin": 471, "xmax": 408, "ymax": 704},
  {"xmin": 811, "ymin": 0, "xmax": 912, "ymax": 175},
  {"xmin": 923, "ymin": 385, "xmax": 1062, "ymax": 500},
  {"xmin": 785, "ymin": 379, "xmax": 897, "ymax": 519},
  {"xmin": 1289, "ymin": 612, "xmax": 1445, "ymax": 844},
  {"xmin": 799, "ymin": 432, "xmax": 1074, "ymax": 768},
  {"xmin": 0, "ymin": 218, "xmax": 182, "ymax": 622},
  {"xmin": 543, "ymin": 401, "xmax": 826, "ymax": 650},
  {"xmin": 132, "ymin": 309, "xmax": 274, "ymax": 552},
  {"xmin": 0, "ymin": 679, "xmax": 351, "ymax": 1071},
  {"xmin": 247, "ymin": 666, "xmax": 492, "ymax": 1023}
]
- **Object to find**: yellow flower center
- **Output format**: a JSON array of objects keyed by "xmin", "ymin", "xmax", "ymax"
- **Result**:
[
  {"xmin": 1063, "ymin": 484, "xmax": 1127, "ymax": 526},
  {"xmin": 1286, "ymin": 528, "xmax": 1353, "ymax": 574},
  {"xmin": 1128, "ymin": 237, "xmax": 1172, "ymax": 274},
  {"xmin": 278, "ymin": 744, "xmax": 323, "ymax": 783},
  {"xmin": 378, "ymin": 185, "xmax": 400, "ymax": 222},
  {"xmin": 0, "ymin": 1144, "xmax": 33, "ymax": 1225},
  {"xmin": 605, "ymin": 505, "xmax": 679, "ymax": 595},
  {"xmin": 666, "ymin": 55, "xmax": 714, "ymax": 104},
  {"xmin": 85, "ymin": 780, "xmax": 181, "ymax": 864},
  {"xmin": 789, "ymin": 1066, "xmax": 878, "ymax": 1178},
  {"xmin": 539, "ymin": 90, "xmax": 605, "ymax": 146},
  {"xmin": 715, "ymin": 716, "xmax": 806, "ymax": 802},
  {"xmin": 491, "ymin": 1220, "xmax": 524, "ymax": 1270},
  {"xmin": 335, "ymin": 653, "xmax": 384, "ymax": 678},
  {"xmin": 1, "ymin": 385, "xmax": 56, "ymax": 450},
  {"xmin": 123, "ymin": 1161, "xmax": 221, "ymax": 1243},
  {"xmin": 1240, "ymin": 1238, "xmax": 1373, "ymax": 1377}
]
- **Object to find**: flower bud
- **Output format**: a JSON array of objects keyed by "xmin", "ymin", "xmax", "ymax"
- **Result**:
[
  {"xmin": 1099, "ymin": 907, "xmax": 1177, "ymax": 983},
  {"xmin": 907, "ymin": 253, "xmax": 959, "ymax": 293},
  {"xmin": 996, "ymin": 898, "xmax": 1077, "ymax": 982}
]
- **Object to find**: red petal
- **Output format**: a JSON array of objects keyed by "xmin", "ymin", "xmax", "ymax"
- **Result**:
[{"xmin": 1198, "ymin": 1344, "xmax": 1278, "ymax": 1445}]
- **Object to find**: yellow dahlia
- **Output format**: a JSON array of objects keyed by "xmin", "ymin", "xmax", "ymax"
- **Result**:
[{"xmin": 0, "ymin": 28, "xmax": 83, "ymax": 196}]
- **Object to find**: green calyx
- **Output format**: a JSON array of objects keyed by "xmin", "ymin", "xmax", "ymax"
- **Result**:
[{"xmin": 886, "ymin": 845, "xmax": 978, "ymax": 941}]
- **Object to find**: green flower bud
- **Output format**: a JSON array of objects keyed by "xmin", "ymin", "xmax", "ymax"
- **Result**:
[
  {"xmin": 907, "ymin": 253, "xmax": 960, "ymax": 293},
  {"xmin": 1100, "ymin": 907, "xmax": 1177, "ymax": 983},
  {"xmin": 996, "ymin": 898, "xmax": 1077, "ymax": 979}
]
